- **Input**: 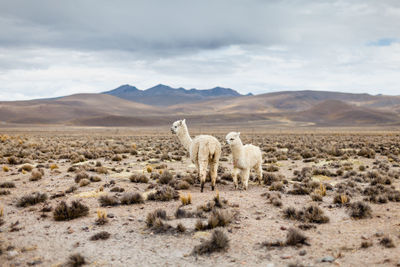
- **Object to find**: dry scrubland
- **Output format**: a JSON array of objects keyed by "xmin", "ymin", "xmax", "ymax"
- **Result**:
[{"xmin": 0, "ymin": 128, "xmax": 400, "ymax": 266}]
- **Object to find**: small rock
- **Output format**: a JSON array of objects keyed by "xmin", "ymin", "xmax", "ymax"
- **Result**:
[
  {"xmin": 27, "ymin": 259, "xmax": 42, "ymax": 266},
  {"xmin": 375, "ymin": 231, "xmax": 384, "ymax": 237},
  {"xmin": 281, "ymin": 255, "xmax": 292, "ymax": 259},
  {"xmin": 299, "ymin": 250, "xmax": 307, "ymax": 256},
  {"xmin": 321, "ymin": 256, "xmax": 335, "ymax": 263},
  {"xmin": 128, "ymin": 217, "xmax": 134, "ymax": 221},
  {"xmin": 107, "ymin": 213, "xmax": 115, "ymax": 218},
  {"xmin": 7, "ymin": 250, "xmax": 18, "ymax": 259}
]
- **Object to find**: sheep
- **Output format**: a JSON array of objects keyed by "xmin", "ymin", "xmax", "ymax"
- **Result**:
[
  {"xmin": 225, "ymin": 132, "xmax": 262, "ymax": 190},
  {"xmin": 171, "ymin": 119, "xmax": 221, "ymax": 192}
]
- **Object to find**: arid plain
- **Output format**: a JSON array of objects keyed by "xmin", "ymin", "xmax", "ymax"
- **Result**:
[{"xmin": 0, "ymin": 126, "xmax": 399, "ymax": 266}]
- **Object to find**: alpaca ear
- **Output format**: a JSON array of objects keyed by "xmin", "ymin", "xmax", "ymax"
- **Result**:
[
  {"xmin": 237, "ymin": 132, "xmax": 240, "ymax": 136},
  {"xmin": 182, "ymin": 119, "xmax": 186, "ymax": 124}
]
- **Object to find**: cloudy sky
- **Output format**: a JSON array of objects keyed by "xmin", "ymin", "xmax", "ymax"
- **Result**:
[{"xmin": 0, "ymin": 0, "xmax": 399, "ymax": 100}]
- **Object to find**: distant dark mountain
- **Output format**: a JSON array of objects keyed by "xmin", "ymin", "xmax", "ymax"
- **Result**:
[{"xmin": 102, "ymin": 84, "xmax": 244, "ymax": 106}]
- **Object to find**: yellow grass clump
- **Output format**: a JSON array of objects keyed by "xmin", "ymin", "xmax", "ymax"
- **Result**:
[
  {"xmin": 340, "ymin": 195, "xmax": 349, "ymax": 204},
  {"xmin": 180, "ymin": 193, "xmax": 192, "ymax": 206},
  {"xmin": 314, "ymin": 183, "xmax": 326, "ymax": 197},
  {"xmin": 146, "ymin": 165, "xmax": 153, "ymax": 173},
  {"xmin": 97, "ymin": 209, "xmax": 107, "ymax": 220},
  {"xmin": 50, "ymin": 164, "xmax": 59, "ymax": 170},
  {"xmin": 2, "ymin": 166, "xmax": 9, "ymax": 172}
]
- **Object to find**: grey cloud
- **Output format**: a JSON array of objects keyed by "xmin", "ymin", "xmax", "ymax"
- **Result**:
[
  {"xmin": 1, "ymin": 0, "xmax": 400, "ymax": 100},
  {"xmin": 1, "ymin": 0, "xmax": 399, "ymax": 53}
]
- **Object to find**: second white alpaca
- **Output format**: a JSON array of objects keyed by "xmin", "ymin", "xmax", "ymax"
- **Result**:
[
  {"xmin": 225, "ymin": 132, "xmax": 262, "ymax": 190},
  {"xmin": 171, "ymin": 119, "xmax": 221, "ymax": 192}
]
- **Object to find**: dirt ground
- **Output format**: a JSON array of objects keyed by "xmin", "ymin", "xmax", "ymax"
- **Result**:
[{"xmin": 0, "ymin": 127, "xmax": 400, "ymax": 267}]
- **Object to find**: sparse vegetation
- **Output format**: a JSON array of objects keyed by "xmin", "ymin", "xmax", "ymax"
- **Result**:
[
  {"xmin": 348, "ymin": 201, "xmax": 372, "ymax": 219},
  {"xmin": 120, "ymin": 192, "xmax": 144, "ymax": 205},
  {"xmin": 99, "ymin": 195, "xmax": 120, "ymax": 207},
  {"xmin": 53, "ymin": 200, "xmax": 89, "ymax": 221},
  {"xmin": 129, "ymin": 173, "xmax": 149, "ymax": 183},
  {"xmin": 17, "ymin": 192, "xmax": 48, "ymax": 207},
  {"xmin": 1, "ymin": 130, "xmax": 399, "ymax": 266},
  {"xmin": 66, "ymin": 253, "xmax": 86, "ymax": 267},
  {"xmin": 192, "ymin": 229, "xmax": 229, "ymax": 255},
  {"xmin": 284, "ymin": 205, "xmax": 329, "ymax": 224},
  {"xmin": 0, "ymin": 181, "xmax": 15, "ymax": 188},
  {"xmin": 90, "ymin": 231, "xmax": 111, "ymax": 241},
  {"xmin": 147, "ymin": 185, "xmax": 179, "ymax": 201},
  {"xmin": 180, "ymin": 192, "xmax": 192, "ymax": 205},
  {"xmin": 30, "ymin": 170, "xmax": 43, "ymax": 181}
]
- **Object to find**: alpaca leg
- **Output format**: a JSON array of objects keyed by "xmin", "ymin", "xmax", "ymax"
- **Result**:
[
  {"xmin": 240, "ymin": 168, "xmax": 250, "ymax": 190},
  {"xmin": 209, "ymin": 161, "xmax": 218, "ymax": 191},
  {"xmin": 199, "ymin": 159, "xmax": 208, "ymax": 192},
  {"xmin": 256, "ymin": 163, "xmax": 263, "ymax": 185},
  {"xmin": 232, "ymin": 167, "xmax": 240, "ymax": 189}
]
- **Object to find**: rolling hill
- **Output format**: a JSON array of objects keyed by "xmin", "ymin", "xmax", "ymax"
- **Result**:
[
  {"xmin": 0, "ymin": 88, "xmax": 399, "ymax": 127},
  {"xmin": 0, "ymin": 94, "xmax": 161, "ymax": 124}
]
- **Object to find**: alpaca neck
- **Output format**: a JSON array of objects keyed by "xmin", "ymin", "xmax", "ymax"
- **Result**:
[
  {"xmin": 231, "ymin": 140, "xmax": 244, "ymax": 165},
  {"xmin": 177, "ymin": 125, "xmax": 192, "ymax": 151}
]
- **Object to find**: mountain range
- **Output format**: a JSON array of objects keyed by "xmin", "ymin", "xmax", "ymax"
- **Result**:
[
  {"xmin": 102, "ymin": 84, "xmax": 249, "ymax": 106},
  {"xmin": 1, "ymin": 84, "xmax": 400, "ymax": 127}
]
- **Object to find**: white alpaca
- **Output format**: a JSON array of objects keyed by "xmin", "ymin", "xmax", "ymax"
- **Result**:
[
  {"xmin": 171, "ymin": 119, "xmax": 221, "ymax": 192},
  {"xmin": 225, "ymin": 132, "xmax": 262, "ymax": 190}
]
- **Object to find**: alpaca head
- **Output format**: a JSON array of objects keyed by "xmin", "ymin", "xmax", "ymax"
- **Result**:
[
  {"xmin": 171, "ymin": 119, "xmax": 186, "ymax": 134},
  {"xmin": 225, "ymin": 132, "xmax": 241, "ymax": 145}
]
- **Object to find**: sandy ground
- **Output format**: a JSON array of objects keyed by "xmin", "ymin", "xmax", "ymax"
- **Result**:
[{"xmin": 0, "ymin": 129, "xmax": 400, "ymax": 267}]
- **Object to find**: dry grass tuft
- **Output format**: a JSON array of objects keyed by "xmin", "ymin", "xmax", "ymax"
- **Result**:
[
  {"xmin": 53, "ymin": 200, "xmax": 89, "ymax": 221},
  {"xmin": 348, "ymin": 201, "xmax": 372, "ymax": 219},
  {"xmin": 21, "ymin": 164, "xmax": 34, "ymax": 172},
  {"xmin": 283, "ymin": 205, "xmax": 329, "ymax": 224},
  {"xmin": 192, "ymin": 229, "xmax": 229, "ymax": 255},
  {"xmin": 176, "ymin": 223, "xmax": 186, "ymax": 233},
  {"xmin": 99, "ymin": 195, "xmax": 120, "ymax": 207},
  {"xmin": 90, "ymin": 176, "xmax": 102, "ymax": 182},
  {"xmin": 79, "ymin": 179, "xmax": 90, "ymax": 187},
  {"xmin": 90, "ymin": 231, "xmax": 111, "ymax": 241},
  {"xmin": 206, "ymin": 210, "xmax": 233, "ymax": 229},
  {"xmin": 50, "ymin": 164, "xmax": 58, "ymax": 170},
  {"xmin": 158, "ymin": 171, "xmax": 173, "ymax": 184},
  {"xmin": 361, "ymin": 241, "xmax": 372, "ymax": 248},
  {"xmin": 180, "ymin": 193, "xmax": 192, "ymax": 206},
  {"xmin": 30, "ymin": 170, "xmax": 43, "ymax": 181},
  {"xmin": 66, "ymin": 253, "xmax": 86, "ymax": 267},
  {"xmin": 17, "ymin": 192, "xmax": 47, "ymax": 207},
  {"xmin": 0, "ymin": 181, "xmax": 15, "ymax": 188},
  {"xmin": 0, "ymin": 190, "xmax": 10, "ymax": 195},
  {"xmin": 379, "ymin": 236, "xmax": 395, "ymax": 248},
  {"xmin": 262, "ymin": 228, "xmax": 309, "ymax": 248},
  {"xmin": 333, "ymin": 194, "xmax": 350, "ymax": 205},
  {"xmin": 75, "ymin": 172, "xmax": 89, "ymax": 183},
  {"xmin": 147, "ymin": 185, "xmax": 179, "ymax": 201},
  {"xmin": 95, "ymin": 209, "xmax": 108, "ymax": 225},
  {"xmin": 129, "ymin": 173, "xmax": 149, "ymax": 183},
  {"xmin": 120, "ymin": 192, "xmax": 144, "ymax": 205},
  {"xmin": 285, "ymin": 228, "xmax": 309, "ymax": 246},
  {"xmin": 146, "ymin": 209, "xmax": 173, "ymax": 233}
]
